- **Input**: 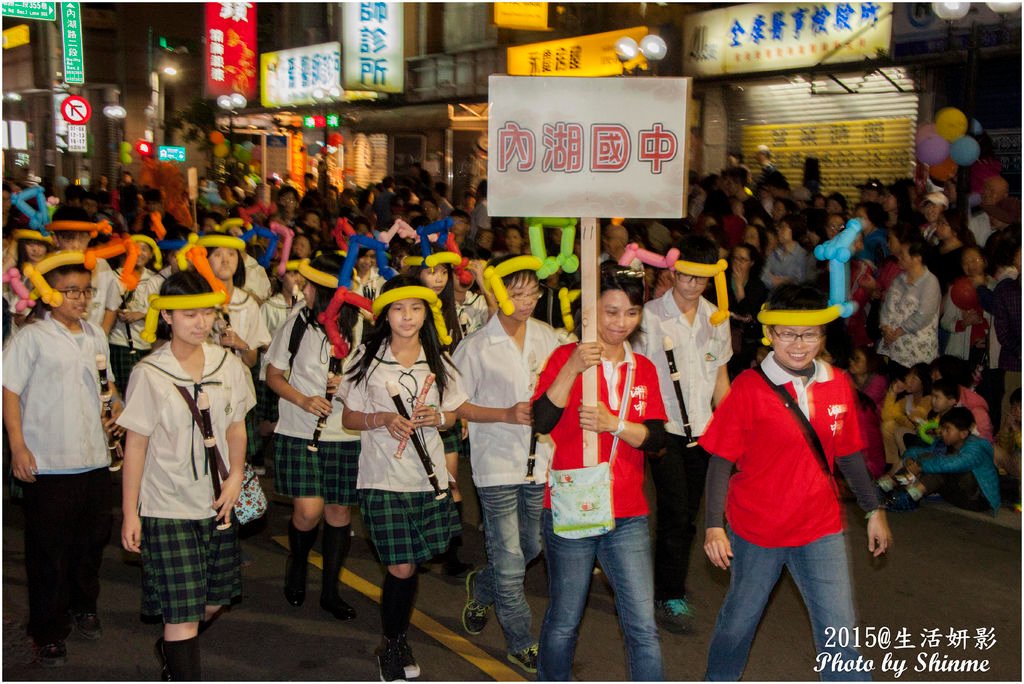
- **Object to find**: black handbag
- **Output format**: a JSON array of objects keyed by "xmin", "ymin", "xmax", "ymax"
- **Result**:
[{"xmin": 755, "ymin": 366, "xmax": 832, "ymax": 476}]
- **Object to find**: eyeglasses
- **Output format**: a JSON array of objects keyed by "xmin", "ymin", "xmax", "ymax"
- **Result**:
[
  {"xmin": 56, "ymin": 287, "xmax": 97, "ymax": 300},
  {"xmin": 509, "ymin": 290, "xmax": 542, "ymax": 303},
  {"xmin": 771, "ymin": 329, "xmax": 822, "ymax": 344},
  {"xmin": 675, "ymin": 273, "xmax": 710, "ymax": 283}
]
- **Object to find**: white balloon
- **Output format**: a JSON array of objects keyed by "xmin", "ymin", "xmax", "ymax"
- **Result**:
[
  {"xmin": 640, "ymin": 34, "xmax": 668, "ymax": 62},
  {"xmin": 931, "ymin": 2, "xmax": 971, "ymax": 20},
  {"xmin": 614, "ymin": 36, "xmax": 639, "ymax": 61}
]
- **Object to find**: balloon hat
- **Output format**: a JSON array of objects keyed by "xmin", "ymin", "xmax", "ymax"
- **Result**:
[
  {"xmin": 482, "ymin": 255, "xmax": 543, "ymax": 315},
  {"xmin": 559, "ymin": 287, "xmax": 582, "ymax": 333},
  {"xmin": 48, "ymin": 219, "xmax": 114, "ymax": 238},
  {"xmin": 372, "ymin": 286, "xmax": 451, "ymax": 346},
  {"xmin": 757, "ymin": 218, "xmax": 863, "ymax": 345},
  {"xmin": 674, "ymin": 257, "xmax": 730, "ymax": 325},
  {"xmin": 297, "ymin": 258, "xmax": 339, "ymax": 289},
  {"xmin": 22, "ymin": 250, "xmax": 96, "ymax": 307},
  {"xmin": 13, "ymin": 229, "xmax": 54, "ymax": 245},
  {"xmin": 240, "ymin": 224, "xmax": 280, "ymax": 268},
  {"xmin": 141, "ymin": 289, "xmax": 228, "ymax": 343},
  {"xmin": 10, "ymin": 187, "xmax": 51, "ymax": 234},
  {"xmin": 130, "ymin": 234, "xmax": 163, "ymax": 271},
  {"xmin": 526, "ymin": 217, "xmax": 579, "ymax": 279}
]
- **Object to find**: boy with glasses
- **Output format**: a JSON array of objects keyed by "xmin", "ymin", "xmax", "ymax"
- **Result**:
[
  {"xmin": 4, "ymin": 261, "xmax": 122, "ymax": 666},
  {"xmin": 640, "ymin": 234, "xmax": 732, "ymax": 633}
]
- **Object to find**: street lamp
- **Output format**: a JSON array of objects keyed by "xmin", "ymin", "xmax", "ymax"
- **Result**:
[
  {"xmin": 217, "ymin": 93, "xmax": 247, "ymax": 180},
  {"xmin": 312, "ymin": 86, "xmax": 342, "ymax": 191},
  {"xmin": 104, "ymin": 103, "xmax": 127, "ymax": 185},
  {"xmin": 614, "ymin": 33, "xmax": 668, "ymax": 76}
]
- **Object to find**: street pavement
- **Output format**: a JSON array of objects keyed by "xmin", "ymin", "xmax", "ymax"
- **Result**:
[{"xmin": 3, "ymin": 461, "xmax": 1020, "ymax": 682}]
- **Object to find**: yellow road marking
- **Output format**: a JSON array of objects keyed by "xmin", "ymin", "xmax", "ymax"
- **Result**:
[{"xmin": 272, "ymin": 535, "xmax": 526, "ymax": 682}]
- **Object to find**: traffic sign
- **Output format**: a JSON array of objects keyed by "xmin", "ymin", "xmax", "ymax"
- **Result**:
[
  {"xmin": 60, "ymin": 95, "xmax": 91, "ymax": 124},
  {"xmin": 67, "ymin": 125, "xmax": 87, "ymax": 152},
  {"xmin": 61, "ymin": 2, "xmax": 84, "ymax": 84},
  {"xmin": 2, "ymin": 2, "xmax": 57, "ymax": 21}
]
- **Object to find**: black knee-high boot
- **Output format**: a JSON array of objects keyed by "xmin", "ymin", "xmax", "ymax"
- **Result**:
[
  {"xmin": 320, "ymin": 523, "xmax": 356, "ymax": 620},
  {"xmin": 285, "ymin": 521, "xmax": 319, "ymax": 606},
  {"xmin": 442, "ymin": 501, "xmax": 471, "ymax": 577},
  {"xmin": 161, "ymin": 636, "xmax": 201, "ymax": 681},
  {"xmin": 381, "ymin": 573, "xmax": 419, "ymax": 639}
]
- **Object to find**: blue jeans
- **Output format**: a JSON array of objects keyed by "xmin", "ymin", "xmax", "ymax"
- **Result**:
[
  {"xmin": 473, "ymin": 483, "xmax": 545, "ymax": 653},
  {"xmin": 705, "ymin": 531, "xmax": 868, "ymax": 681},
  {"xmin": 538, "ymin": 511, "xmax": 663, "ymax": 681}
]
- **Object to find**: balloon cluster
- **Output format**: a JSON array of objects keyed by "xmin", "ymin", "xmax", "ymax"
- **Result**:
[
  {"xmin": 11, "ymin": 187, "xmax": 50, "ymax": 234},
  {"xmin": 915, "ymin": 107, "xmax": 984, "ymax": 183},
  {"xmin": 527, "ymin": 218, "xmax": 579, "ymax": 279}
]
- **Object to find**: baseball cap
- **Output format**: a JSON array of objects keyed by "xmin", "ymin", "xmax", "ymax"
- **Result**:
[{"xmin": 922, "ymin": 191, "xmax": 949, "ymax": 208}]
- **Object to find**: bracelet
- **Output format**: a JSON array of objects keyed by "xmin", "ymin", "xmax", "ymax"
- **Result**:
[
  {"xmin": 363, "ymin": 413, "xmax": 370, "ymax": 431},
  {"xmin": 865, "ymin": 506, "xmax": 885, "ymax": 520}
]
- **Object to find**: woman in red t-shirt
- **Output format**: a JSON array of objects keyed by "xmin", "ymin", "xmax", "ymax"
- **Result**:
[
  {"xmin": 532, "ymin": 264, "xmax": 668, "ymax": 681},
  {"xmin": 700, "ymin": 284, "xmax": 892, "ymax": 681}
]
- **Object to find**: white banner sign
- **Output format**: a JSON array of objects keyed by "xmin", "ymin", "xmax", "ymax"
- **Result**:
[
  {"xmin": 67, "ymin": 124, "xmax": 87, "ymax": 152},
  {"xmin": 342, "ymin": 2, "xmax": 403, "ymax": 94},
  {"xmin": 487, "ymin": 75, "xmax": 689, "ymax": 218},
  {"xmin": 260, "ymin": 42, "xmax": 342, "ymax": 107}
]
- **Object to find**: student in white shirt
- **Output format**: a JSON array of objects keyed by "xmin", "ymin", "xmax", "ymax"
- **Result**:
[
  {"xmin": 3, "ymin": 261, "xmax": 121, "ymax": 667},
  {"xmin": 108, "ymin": 236, "xmax": 159, "ymax": 397},
  {"xmin": 48, "ymin": 208, "xmax": 120, "ymax": 333},
  {"xmin": 451, "ymin": 256, "xmax": 562, "ymax": 674},
  {"xmin": 640, "ymin": 234, "xmax": 732, "ymax": 634},
  {"xmin": 118, "ymin": 270, "xmax": 255, "ymax": 681},
  {"xmin": 266, "ymin": 255, "xmax": 365, "ymax": 621},
  {"xmin": 339, "ymin": 275, "xmax": 468, "ymax": 682}
]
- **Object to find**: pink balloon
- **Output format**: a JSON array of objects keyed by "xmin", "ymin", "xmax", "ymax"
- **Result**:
[
  {"xmin": 915, "ymin": 123, "xmax": 938, "ymax": 144},
  {"xmin": 916, "ymin": 134, "xmax": 950, "ymax": 166}
]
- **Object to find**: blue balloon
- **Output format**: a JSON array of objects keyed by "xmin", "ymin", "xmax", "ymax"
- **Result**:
[
  {"xmin": 11, "ymin": 187, "xmax": 50, "ymax": 234},
  {"xmin": 970, "ymin": 119, "xmax": 983, "ymax": 136},
  {"xmin": 241, "ymin": 225, "xmax": 279, "ymax": 268},
  {"xmin": 950, "ymin": 136, "xmax": 981, "ymax": 166}
]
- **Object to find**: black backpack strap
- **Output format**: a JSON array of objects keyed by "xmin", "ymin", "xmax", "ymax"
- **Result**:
[
  {"xmin": 755, "ymin": 366, "xmax": 832, "ymax": 475},
  {"xmin": 287, "ymin": 309, "xmax": 313, "ymax": 370}
]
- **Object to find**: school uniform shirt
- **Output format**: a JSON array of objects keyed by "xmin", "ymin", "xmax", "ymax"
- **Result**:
[
  {"xmin": 452, "ymin": 315, "xmax": 561, "ymax": 487},
  {"xmin": 640, "ymin": 291, "xmax": 732, "ymax": 438},
  {"xmin": 243, "ymin": 253, "xmax": 272, "ymax": 302},
  {"xmin": 265, "ymin": 309, "xmax": 359, "ymax": 443},
  {"xmin": 532, "ymin": 342, "xmax": 667, "ymax": 519},
  {"xmin": 2, "ymin": 314, "xmax": 111, "ymax": 473},
  {"xmin": 108, "ymin": 269, "xmax": 155, "ymax": 351},
  {"xmin": 699, "ymin": 353, "xmax": 864, "ymax": 548},
  {"xmin": 338, "ymin": 344, "xmax": 468, "ymax": 493},
  {"xmin": 258, "ymin": 293, "xmax": 303, "ymax": 381},
  {"xmin": 456, "ymin": 291, "xmax": 490, "ymax": 336},
  {"xmin": 87, "ymin": 258, "xmax": 122, "ymax": 329},
  {"xmin": 116, "ymin": 343, "xmax": 256, "ymax": 520},
  {"xmin": 212, "ymin": 288, "xmax": 272, "ymax": 359}
]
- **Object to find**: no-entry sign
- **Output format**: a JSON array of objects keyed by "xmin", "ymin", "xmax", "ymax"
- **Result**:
[{"xmin": 60, "ymin": 95, "xmax": 91, "ymax": 124}]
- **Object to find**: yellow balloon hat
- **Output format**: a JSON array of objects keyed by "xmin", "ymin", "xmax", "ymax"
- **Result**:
[
  {"xmin": 483, "ymin": 255, "xmax": 543, "ymax": 316},
  {"xmin": 403, "ymin": 251, "xmax": 463, "ymax": 270},
  {"xmin": 130, "ymin": 234, "xmax": 162, "ymax": 270},
  {"xmin": 674, "ymin": 258, "xmax": 730, "ymax": 325},
  {"xmin": 13, "ymin": 229, "xmax": 53, "ymax": 245},
  {"xmin": 756, "ymin": 304, "xmax": 843, "ymax": 346},
  {"xmin": 558, "ymin": 287, "xmax": 581, "ymax": 333},
  {"xmin": 23, "ymin": 250, "xmax": 92, "ymax": 307},
  {"xmin": 297, "ymin": 258, "xmax": 339, "ymax": 289},
  {"xmin": 197, "ymin": 234, "xmax": 247, "ymax": 252},
  {"xmin": 372, "ymin": 286, "xmax": 452, "ymax": 346},
  {"xmin": 141, "ymin": 291, "xmax": 228, "ymax": 343}
]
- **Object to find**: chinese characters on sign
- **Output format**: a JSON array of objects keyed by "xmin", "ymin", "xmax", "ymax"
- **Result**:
[
  {"xmin": 204, "ymin": 2, "xmax": 258, "ymax": 100},
  {"xmin": 261, "ymin": 42, "xmax": 342, "ymax": 107},
  {"xmin": 488, "ymin": 76, "xmax": 689, "ymax": 218},
  {"xmin": 494, "ymin": 3, "xmax": 550, "ymax": 31},
  {"xmin": 507, "ymin": 26, "xmax": 649, "ymax": 77},
  {"xmin": 342, "ymin": 2, "xmax": 404, "ymax": 94},
  {"xmin": 683, "ymin": 2, "xmax": 893, "ymax": 76},
  {"xmin": 61, "ymin": 2, "xmax": 84, "ymax": 84},
  {"xmin": 67, "ymin": 125, "xmax": 87, "ymax": 153},
  {"xmin": 2, "ymin": 2, "xmax": 56, "ymax": 21},
  {"xmin": 742, "ymin": 117, "xmax": 914, "ymax": 200}
]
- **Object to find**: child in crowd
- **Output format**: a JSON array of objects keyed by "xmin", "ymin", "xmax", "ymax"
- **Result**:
[
  {"xmin": 339, "ymin": 275, "xmax": 467, "ymax": 681},
  {"xmin": 108, "ymin": 236, "xmax": 159, "ymax": 397},
  {"xmin": 118, "ymin": 271, "xmax": 255, "ymax": 680},
  {"xmin": 880, "ymin": 363, "xmax": 932, "ymax": 466},
  {"xmin": 4, "ymin": 260, "xmax": 120, "ymax": 666},
  {"xmin": 760, "ymin": 214, "xmax": 809, "ymax": 289},
  {"xmin": 880, "ymin": 407, "xmax": 1000, "ymax": 513},
  {"xmin": 848, "ymin": 346, "xmax": 888, "ymax": 408},
  {"xmin": 266, "ymin": 255, "xmax": 364, "ymax": 621}
]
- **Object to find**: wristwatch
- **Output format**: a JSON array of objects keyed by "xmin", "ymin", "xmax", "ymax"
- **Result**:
[{"xmin": 611, "ymin": 419, "xmax": 626, "ymax": 436}]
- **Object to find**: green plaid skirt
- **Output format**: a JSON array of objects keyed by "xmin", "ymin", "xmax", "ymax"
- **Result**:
[
  {"xmin": 256, "ymin": 379, "xmax": 279, "ymax": 423},
  {"xmin": 109, "ymin": 343, "xmax": 147, "ymax": 399},
  {"xmin": 140, "ymin": 515, "xmax": 241, "ymax": 624},
  {"xmin": 273, "ymin": 435, "xmax": 359, "ymax": 505},
  {"xmin": 358, "ymin": 488, "xmax": 460, "ymax": 566},
  {"xmin": 440, "ymin": 428, "xmax": 461, "ymax": 456}
]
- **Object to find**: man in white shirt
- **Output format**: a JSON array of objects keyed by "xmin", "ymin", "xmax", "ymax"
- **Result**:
[
  {"xmin": 639, "ymin": 235, "xmax": 732, "ymax": 634},
  {"xmin": 452, "ymin": 257, "xmax": 563, "ymax": 674}
]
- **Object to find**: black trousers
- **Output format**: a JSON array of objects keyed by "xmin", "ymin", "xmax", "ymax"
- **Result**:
[
  {"xmin": 22, "ymin": 468, "xmax": 112, "ymax": 645},
  {"xmin": 649, "ymin": 435, "xmax": 709, "ymax": 600}
]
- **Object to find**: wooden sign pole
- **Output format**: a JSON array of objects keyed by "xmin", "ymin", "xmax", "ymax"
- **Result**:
[{"xmin": 579, "ymin": 216, "xmax": 599, "ymax": 467}]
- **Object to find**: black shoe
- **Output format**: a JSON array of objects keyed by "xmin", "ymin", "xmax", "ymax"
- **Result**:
[
  {"xmin": 396, "ymin": 634, "xmax": 420, "ymax": 679},
  {"xmin": 37, "ymin": 641, "xmax": 67, "ymax": 668},
  {"xmin": 72, "ymin": 612, "xmax": 102, "ymax": 640},
  {"xmin": 154, "ymin": 639, "xmax": 171, "ymax": 681},
  {"xmin": 443, "ymin": 557, "xmax": 472, "ymax": 578},
  {"xmin": 284, "ymin": 556, "xmax": 306, "ymax": 607},
  {"xmin": 378, "ymin": 639, "xmax": 406, "ymax": 681},
  {"xmin": 319, "ymin": 595, "xmax": 357, "ymax": 621}
]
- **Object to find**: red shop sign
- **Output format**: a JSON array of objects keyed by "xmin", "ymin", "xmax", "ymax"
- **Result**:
[{"xmin": 204, "ymin": 2, "xmax": 258, "ymax": 100}]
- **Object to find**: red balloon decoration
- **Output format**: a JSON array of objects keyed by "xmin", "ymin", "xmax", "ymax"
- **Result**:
[
  {"xmin": 328, "ymin": 132, "xmax": 343, "ymax": 146},
  {"xmin": 950, "ymin": 277, "xmax": 980, "ymax": 311},
  {"xmin": 929, "ymin": 157, "xmax": 958, "ymax": 182}
]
